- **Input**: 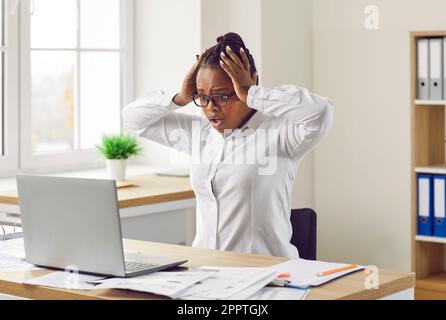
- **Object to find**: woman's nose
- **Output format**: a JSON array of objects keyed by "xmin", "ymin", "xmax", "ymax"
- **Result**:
[{"xmin": 205, "ymin": 99, "xmax": 220, "ymax": 112}]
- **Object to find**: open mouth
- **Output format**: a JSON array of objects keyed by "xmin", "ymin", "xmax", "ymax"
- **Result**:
[{"xmin": 209, "ymin": 116, "xmax": 225, "ymax": 128}]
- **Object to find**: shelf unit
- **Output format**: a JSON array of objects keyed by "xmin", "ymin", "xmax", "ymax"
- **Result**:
[
  {"xmin": 416, "ymin": 235, "xmax": 446, "ymax": 244},
  {"xmin": 415, "ymin": 165, "xmax": 446, "ymax": 174},
  {"xmin": 411, "ymin": 31, "xmax": 446, "ymax": 299},
  {"xmin": 415, "ymin": 100, "xmax": 446, "ymax": 106}
]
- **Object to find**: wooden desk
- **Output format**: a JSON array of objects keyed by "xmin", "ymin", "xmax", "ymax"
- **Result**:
[
  {"xmin": 0, "ymin": 239, "xmax": 415, "ymax": 300},
  {"xmin": 0, "ymin": 173, "xmax": 195, "ymax": 208},
  {"xmin": 0, "ymin": 174, "xmax": 197, "ymax": 245}
]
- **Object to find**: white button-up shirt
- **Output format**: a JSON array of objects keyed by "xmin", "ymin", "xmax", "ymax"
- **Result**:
[{"xmin": 122, "ymin": 85, "xmax": 333, "ymax": 258}]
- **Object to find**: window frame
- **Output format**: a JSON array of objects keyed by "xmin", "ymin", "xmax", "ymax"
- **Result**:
[
  {"xmin": 18, "ymin": 0, "xmax": 134, "ymax": 172},
  {"xmin": 0, "ymin": 0, "xmax": 20, "ymax": 175}
]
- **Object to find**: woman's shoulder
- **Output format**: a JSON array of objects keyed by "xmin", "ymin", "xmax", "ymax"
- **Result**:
[{"xmin": 271, "ymin": 84, "xmax": 307, "ymax": 93}]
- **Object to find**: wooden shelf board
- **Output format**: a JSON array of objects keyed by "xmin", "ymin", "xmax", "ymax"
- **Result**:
[
  {"xmin": 416, "ymin": 235, "xmax": 446, "ymax": 244},
  {"xmin": 411, "ymin": 31, "xmax": 446, "ymax": 38},
  {"xmin": 417, "ymin": 272, "xmax": 446, "ymax": 293},
  {"xmin": 415, "ymin": 165, "xmax": 446, "ymax": 174},
  {"xmin": 415, "ymin": 100, "xmax": 446, "ymax": 106}
]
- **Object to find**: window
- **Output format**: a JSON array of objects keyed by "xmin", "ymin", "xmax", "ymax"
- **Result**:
[
  {"xmin": 0, "ymin": 0, "xmax": 19, "ymax": 173},
  {"xmin": 18, "ymin": 0, "xmax": 133, "ymax": 171},
  {"xmin": 0, "ymin": 0, "xmax": 4, "ymax": 155}
]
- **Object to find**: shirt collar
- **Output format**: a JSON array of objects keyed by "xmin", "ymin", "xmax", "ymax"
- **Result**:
[
  {"xmin": 209, "ymin": 110, "xmax": 266, "ymax": 139},
  {"xmin": 240, "ymin": 110, "xmax": 264, "ymax": 131},
  {"xmin": 230, "ymin": 110, "xmax": 264, "ymax": 138}
]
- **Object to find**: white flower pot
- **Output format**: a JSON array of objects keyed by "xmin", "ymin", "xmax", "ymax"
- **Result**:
[{"xmin": 106, "ymin": 159, "xmax": 127, "ymax": 181}]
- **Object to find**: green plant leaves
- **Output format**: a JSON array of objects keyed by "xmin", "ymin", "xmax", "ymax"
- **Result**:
[{"xmin": 96, "ymin": 134, "xmax": 141, "ymax": 160}]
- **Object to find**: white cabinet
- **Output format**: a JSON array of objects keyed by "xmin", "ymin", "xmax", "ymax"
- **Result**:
[{"xmin": 120, "ymin": 204, "xmax": 196, "ymax": 246}]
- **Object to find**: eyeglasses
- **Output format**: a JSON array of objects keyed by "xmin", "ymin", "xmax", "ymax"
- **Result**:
[{"xmin": 191, "ymin": 92, "xmax": 237, "ymax": 108}]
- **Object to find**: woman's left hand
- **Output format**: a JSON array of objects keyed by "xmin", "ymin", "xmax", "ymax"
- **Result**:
[{"xmin": 220, "ymin": 46, "xmax": 258, "ymax": 104}]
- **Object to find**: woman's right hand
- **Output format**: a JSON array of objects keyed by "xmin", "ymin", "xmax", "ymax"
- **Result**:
[{"xmin": 173, "ymin": 50, "xmax": 206, "ymax": 106}]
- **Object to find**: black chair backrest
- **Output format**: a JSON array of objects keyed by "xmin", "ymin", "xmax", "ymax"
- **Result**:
[{"xmin": 290, "ymin": 208, "xmax": 317, "ymax": 260}]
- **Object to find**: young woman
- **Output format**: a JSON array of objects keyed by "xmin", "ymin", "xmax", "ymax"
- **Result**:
[{"xmin": 123, "ymin": 33, "xmax": 333, "ymax": 258}]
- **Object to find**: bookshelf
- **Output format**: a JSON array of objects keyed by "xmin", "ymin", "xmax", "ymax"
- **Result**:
[
  {"xmin": 411, "ymin": 31, "xmax": 446, "ymax": 299},
  {"xmin": 416, "ymin": 235, "xmax": 446, "ymax": 244},
  {"xmin": 415, "ymin": 165, "xmax": 446, "ymax": 175},
  {"xmin": 415, "ymin": 100, "xmax": 446, "ymax": 106}
]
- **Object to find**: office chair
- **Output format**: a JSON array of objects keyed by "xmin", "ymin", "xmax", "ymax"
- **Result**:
[{"xmin": 290, "ymin": 208, "xmax": 317, "ymax": 260}]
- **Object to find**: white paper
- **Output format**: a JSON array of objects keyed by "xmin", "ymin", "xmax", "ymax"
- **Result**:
[
  {"xmin": 248, "ymin": 287, "xmax": 310, "ymax": 300},
  {"xmin": 0, "ymin": 238, "xmax": 27, "ymax": 258},
  {"xmin": 0, "ymin": 238, "xmax": 42, "ymax": 272},
  {"xmin": 178, "ymin": 267, "xmax": 279, "ymax": 300},
  {"xmin": 93, "ymin": 271, "xmax": 213, "ymax": 298},
  {"xmin": 224, "ymin": 270, "xmax": 281, "ymax": 300},
  {"xmin": 0, "ymin": 253, "xmax": 42, "ymax": 273},
  {"xmin": 268, "ymin": 259, "xmax": 364, "ymax": 289},
  {"xmin": 25, "ymin": 271, "xmax": 105, "ymax": 291}
]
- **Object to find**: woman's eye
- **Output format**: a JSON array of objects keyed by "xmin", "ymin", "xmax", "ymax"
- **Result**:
[{"xmin": 216, "ymin": 96, "xmax": 227, "ymax": 102}]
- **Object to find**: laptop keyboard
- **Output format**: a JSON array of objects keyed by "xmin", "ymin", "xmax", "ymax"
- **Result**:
[{"xmin": 125, "ymin": 261, "xmax": 160, "ymax": 273}]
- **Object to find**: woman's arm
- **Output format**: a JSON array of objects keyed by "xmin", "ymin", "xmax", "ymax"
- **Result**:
[
  {"xmin": 220, "ymin": 46, "xmax": 333, "ymax": 159},
  {"xmin": 247, "ymin": 85, "xmax": 334, "ymax": 158},
  {"xmin": 122, "ymin": 90, "xmax": 202, "ymax": 155},
  {"xmin": 122, "ymin": 52, "xmax": 206, "ymax": 155}
]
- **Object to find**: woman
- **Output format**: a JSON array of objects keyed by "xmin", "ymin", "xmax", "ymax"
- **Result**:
[{"xmin": 122, "ymin": 33, "xmax": 333, "ymax": 258}]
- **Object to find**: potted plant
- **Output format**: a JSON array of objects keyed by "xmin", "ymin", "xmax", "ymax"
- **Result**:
[{"xmin": 96, "ymin": 134, "xmax": 141, "ymax": 181}]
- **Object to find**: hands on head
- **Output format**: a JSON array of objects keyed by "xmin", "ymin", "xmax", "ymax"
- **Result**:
[
  {"xmin": 219, "ymin": 45, "xmax": 258, "ymax": 104},
  {"xmin": 173, "ymin": 45, "xmax": 258, "ymax": 107},
  {"xmin": 173, "ymin": 49, "xmax": 207, "ymax": 107}
]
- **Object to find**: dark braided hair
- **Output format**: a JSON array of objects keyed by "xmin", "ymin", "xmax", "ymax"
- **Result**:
[{"xmin": 201, "ymin": 32, "xmax": 258, "ymax": 85}]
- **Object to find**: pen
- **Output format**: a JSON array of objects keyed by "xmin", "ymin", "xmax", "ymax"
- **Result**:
[
  {"xmin": 268, "ymin": 280, "xmax": 308, "ymax": 290},
  {"xmin": 277, "ymin": 272, "xmax": 290, "ymax": 278},
  {"xmin": 316, "ymin": 264, "xmax": 358, "ymax": 277}
]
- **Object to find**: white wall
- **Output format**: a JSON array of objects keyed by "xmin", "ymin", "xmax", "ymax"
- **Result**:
[
  {"xmin": 261, "ymin": 0, "xmax": 315, "ymax": 208},
  {"xmin": 133, "ymin": 0, "xmax": 201, "ymax": 168},
  {"xmin": 135, "ymin": 0, "xmax": 201, "ymax": 95},
  {"xmin": 313, "ymin": 0, "xmax": 446, "ymax": 272}
]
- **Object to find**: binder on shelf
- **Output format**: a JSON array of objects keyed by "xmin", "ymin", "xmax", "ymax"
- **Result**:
[
  {"xmin": 444, "ymin": 37, "xmax": 446, "ymax": 100},
  {"xmin": 429, "ymin": 38, "xmax": 443, "ymax": 100},
  {"xmin": 433, "ymin": 175, "xmax": 446, "ymax": 237},
  {"xmin": 417, "ymin": 38, "xmax": 430, "ymax": 100},
  {"xmin": 417, "ymin": 174, "xmax": 433, "ymax": 236}
]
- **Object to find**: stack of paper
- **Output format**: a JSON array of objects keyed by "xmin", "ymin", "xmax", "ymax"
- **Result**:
[
  {"xmin": 91, "ymin": 267, "xmax": 278, "ymax": 299},
  {"xmin": 25, "ymin": 266, "xmax": 310, "ymax": 300},
  {"xmin": 25, "ymin": 271, "xmax": 103, "ymax": 290},
  {"xmin": 0, "ymin": 238, "xmax": 42, "ymax": 273},
  {"xmin": 268, "ymin": 259, "xmax": 364, "ymax": 289},
  {"xmin": 92, "ymin": 271, "xmax": 213, "ymax": 298},
  {"xmin": 0, "ymin": 238, "xmax": 27, "ymax": 258},
  {"xmin": 17, "ymin": 249, "xmax": 362, "ymax": 300},
  {"xmin": 247, "ymin": 287, "xmax": 310, "ymax": 300},
  {"xmin": 177, "ymin": 267, "xmax": 278, "ymax": 300}
]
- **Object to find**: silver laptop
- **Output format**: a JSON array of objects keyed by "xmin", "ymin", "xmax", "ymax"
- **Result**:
[{"xmin": 16, "ymin": 174, "xmax": 187, "ymax": 277}]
